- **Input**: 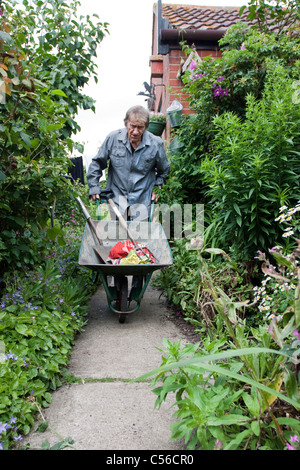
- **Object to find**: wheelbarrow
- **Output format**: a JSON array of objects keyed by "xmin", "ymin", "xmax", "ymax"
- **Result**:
[{"xmin": 76, "ymin": 195, "xmax": 173, "ymax": 323}]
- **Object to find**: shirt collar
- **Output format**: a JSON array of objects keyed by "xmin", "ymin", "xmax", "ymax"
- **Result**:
[{"xmin": 118, "ymin": 128, "xmax": 151, "ymax": 150}]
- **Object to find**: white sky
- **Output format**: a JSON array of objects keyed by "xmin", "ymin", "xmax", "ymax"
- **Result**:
[{"xmin": 75, "ymin": 0, "xmax": 247, "ymax": 168}]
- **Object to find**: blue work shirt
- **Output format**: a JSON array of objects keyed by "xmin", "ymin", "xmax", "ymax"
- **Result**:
[{"xmin": 87, "ymin": 128, "xmax": 170, "ymax": 218}]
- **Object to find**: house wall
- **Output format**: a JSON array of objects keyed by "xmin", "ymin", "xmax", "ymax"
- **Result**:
[{"xmin": 150, "ymin": 46, "xmax": 222, "ymax": 139}]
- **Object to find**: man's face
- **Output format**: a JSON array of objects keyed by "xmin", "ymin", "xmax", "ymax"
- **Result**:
[{"xmin": 126, "ymin": 119, "xmax": 146, "ymax": 148}]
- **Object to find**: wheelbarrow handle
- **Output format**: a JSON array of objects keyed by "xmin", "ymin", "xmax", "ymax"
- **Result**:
[{"xmin": 75, "ymin": 196, "xmax": 91, "ymax": 221}]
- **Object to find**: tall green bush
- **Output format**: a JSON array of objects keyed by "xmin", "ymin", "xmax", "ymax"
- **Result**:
[
  {"xmin": 162, "ymin": 21, "xmax": 299, "ymax": 263},
  {"xmin": 201, "ymin": 64, "xmax": 300, "ymax": 260},
  {"xmin": 166, "ymin": 26, "xmax": 299, "ymax": 209},
  {"xmin": 0, "ymin": 0, "xmax": 107, "ymax": 275}
]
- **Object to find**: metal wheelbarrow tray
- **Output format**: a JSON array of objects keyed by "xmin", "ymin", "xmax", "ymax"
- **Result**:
[{"xmin": 78, "ymin": 220, "xmax": 173, "ymax": 323}]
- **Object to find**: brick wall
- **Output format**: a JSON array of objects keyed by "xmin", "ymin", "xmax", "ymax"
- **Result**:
[{"xmin": 150, "ymin": 48, "xmax": 222, "ymax": 139}]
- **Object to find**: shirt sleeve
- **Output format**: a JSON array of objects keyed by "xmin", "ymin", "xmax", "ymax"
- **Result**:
[
  {"xmin": 154, "ymin": 141, "xmax": 170, "ymax": 187},
  {"xmin": 86, "ymin": 135, "xmax": 111, "ymax": 196}
]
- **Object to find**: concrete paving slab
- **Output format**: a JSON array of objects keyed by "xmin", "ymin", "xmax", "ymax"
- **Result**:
[{"xmin": 22, "ymin": 280, "xmax": 197, "ymax": 451}]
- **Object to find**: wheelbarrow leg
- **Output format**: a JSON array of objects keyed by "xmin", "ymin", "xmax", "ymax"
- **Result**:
[{"xmin": 118, "ymin": 276, "xmax": 128, "ymax": 323}]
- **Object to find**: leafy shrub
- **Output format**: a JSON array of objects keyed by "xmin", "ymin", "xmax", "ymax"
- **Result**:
[
  {"xmin": 0, "ymin": 0, "xmax": 107, "ymax": 275},
  {"xmin": 163, "ymin": 24, "xmax": 299, "ymax": 242},
  {"xmin": 0, "ymin": 214, "xmax": 96, "ymax": 449},
  {"xmin": 143, "ymin": 203, "xmax": 300, "ymax": 450},
  {"xmin": 140, "ymin": 334, "xmax": 300, "ymax": 450},
  {"xmin": 200, "ymin": 64, "xmax": 300, "ymax": 261}
]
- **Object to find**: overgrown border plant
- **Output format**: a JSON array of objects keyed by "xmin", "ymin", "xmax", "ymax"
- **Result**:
[{"xmin": 137, "ymin": 204, "xmax": 300, "ymax": 450}]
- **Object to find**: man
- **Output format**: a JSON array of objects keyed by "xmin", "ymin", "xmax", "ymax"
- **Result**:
[
  {"xmin": 86, "ymin": 105, "xmax": 170, "ymax": 301},
  {"xmin": 87, "ymin": 105, "xmax": 170, "ymax": 221}
]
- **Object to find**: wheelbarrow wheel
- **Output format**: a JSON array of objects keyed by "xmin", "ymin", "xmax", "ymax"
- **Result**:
[{"xmin": 118, "ymin": 276, "xmax": 128, "ymax": 323}]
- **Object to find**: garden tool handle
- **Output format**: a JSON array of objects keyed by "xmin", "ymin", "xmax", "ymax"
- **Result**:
[
  {"xmin": 75, "ymin": 196, "xmax": 91, "ymax": 221},
  {"xmin": 107, "ymin": 198, "xmax": 139, "ymax": 250}
]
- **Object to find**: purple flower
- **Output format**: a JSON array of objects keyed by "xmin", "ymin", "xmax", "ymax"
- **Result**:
[
  {"xmin": 190, "ymin": 72, "xmax": 206, "ymax": 81},
  {"xmin": 290, "ymin": 435, "xmax": 299, "ymax": 443},
  {"xmin": 5, "ymin": 353, "xmax": 14, "ymax": 360},
  {"xmin": 241, "ymin": 42, "xmax": 246, "ymax": 50},
  {"xmin": 0, "ymin": 442, "xmax": 3, "ymax": 450},
  {"xmin": 293, "ymin": 330, "xmax": 300, "ymax": 340},
  {"xmin": 213, "ymin": 85, "xmax": 229, "ymax": 98},
  {"xmin": 216, "ymin": 76, "xmax": 225, "ymax": 82},
  {"xmin": 0, "ymin": 422, "xmax": 6, "ymax": 434},
  {"xmin": 287, "ymin": 442, "xmax": 296, "ymax": 450},
  {"xmin": 13, "ymin": 435, "xmax": 22, "ymax": 442},
  {"xmin": 189, "ymin": 59, "xmax": 196, "ymax": 71}
]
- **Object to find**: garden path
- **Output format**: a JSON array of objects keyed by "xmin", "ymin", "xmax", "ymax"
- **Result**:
[{"xmin": 22, "ymin": 279, "xmax": 199, "ymax": 451}]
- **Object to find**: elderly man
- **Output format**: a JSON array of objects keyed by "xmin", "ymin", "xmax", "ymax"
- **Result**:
[{"xmin": 87, "ymin": 105, "xmax": 170, "ymax": 221}]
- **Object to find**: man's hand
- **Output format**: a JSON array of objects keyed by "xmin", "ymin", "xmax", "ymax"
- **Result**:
[
  {"xmin": 151, "ymin": 185, "xmax": 161, "ymax": 203},
  {"xmin": 90, "ymin": 194, "xmax": 100, "ymax": 201}
]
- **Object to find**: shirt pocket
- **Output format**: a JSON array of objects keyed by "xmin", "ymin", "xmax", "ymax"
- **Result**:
[
  {"xmin": 143, "ymin": 154, "xmax": 156, "ymax": 172},
  {"xmin": 110, "ymin": 149, "xmax": 126, "ymax": 167}
]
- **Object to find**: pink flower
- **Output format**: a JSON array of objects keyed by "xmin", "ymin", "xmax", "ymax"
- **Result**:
[
  {"xmin": 287, "ymin": 443, "xmax": 296, "ymax": 450},
  {"xmin": 241, "ymin": 42, "xmax": 246, "ymax": 50},
  {"xmin": 190, "ymin": 59, "xmax": 196, "ymax": 71},
  {"xmin": 290, "ymin": 435, "xmax": 299, "ymax": 443},
  {"xmin": 293, "ymin": 329, "xmax": 300, "ymax": 340},
  {"xmin": 214, "ymin": 439, "xmax": 223, "ymax": 450}
]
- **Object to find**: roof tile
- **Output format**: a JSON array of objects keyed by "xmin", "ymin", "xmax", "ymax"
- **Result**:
[{"xmin": 161, "ymin": 4, "xmax": 252, "ymax": 30}]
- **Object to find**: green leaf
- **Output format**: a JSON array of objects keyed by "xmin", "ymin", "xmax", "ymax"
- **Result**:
[
  {"xmin": 251, "ymin": 421, "xmax": 260, "ymax": 436},
  {"xmin": 233, "ymin": 203, "xmax": 241, "ymax": 216},
  {"xmin": 238, "ymin": 5, "xmax": 247, "ymax": 16},
  {"xmin": 224, "ymin": 429, "xmax": 252, "ymax": 450},
  {"xmin": 7, "ymin": 216, "xmax": 26, "ymax": 227},
  {"xmin": 41, "ymin": 440, "xmax": 51, "ymax": 450},
  {"xmin": 51, "ymin": 89, "xmax": 68, "ymax": 98},
  {"xmin": 134, "ymin": 348, "xmax": 300, "ymax": 409},
  {"xmin": 15, "ymin": 324, "xmax": 30, "ymax": 336},
  {"xmin": 0, "ymin": 31, "xmax": 13, "ymax": 43},
  {"xmin": 0, "ymin": 171, "xmax": 7, "ymax": 184},
  {"xmin": 271, "ymin": 252, "xmax": 293, "ymax": 269},
  {"xmin": 207, "ymin": 414, "xmax": 250, "ymax": 426},
  {"xmin": 295, "ymin": 287, "xmax": 300, "ymax": 328},
  {"xmin": 20, "ymin": 132, "xmax": 32, "ymax": 148},
  {"xmin": 36, "ymin": 420, "xmax": 49, "ymax": 433},
  {"xmin": 203, "ymin": 248, "xmax": 231, "ymax": 260}
]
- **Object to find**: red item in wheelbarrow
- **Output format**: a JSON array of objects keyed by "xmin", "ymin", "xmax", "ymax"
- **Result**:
[{"xmin": 107, "ymin": 240, "xmax": 156, "ymax": 264}]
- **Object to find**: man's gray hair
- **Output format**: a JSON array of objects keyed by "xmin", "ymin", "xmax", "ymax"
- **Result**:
[{"xmin": 124, "ymin": 105, "xmax": 150, "ymax": 128}]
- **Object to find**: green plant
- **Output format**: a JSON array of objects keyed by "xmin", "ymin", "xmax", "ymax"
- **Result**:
[
  {"xmin": 240, "ymin": 0, "xmax": 299, "ymax": 37},
  {"xmin": 140, "ymin": 204, "xmax": 300, "ymax": 450},
  {"xmin": 138, "ymin": 254, "xmax": 300, "ymax": 449},
  {"xmin": 163, "ymin": 23, "xmax": 300, "ymax": 215},
  {"xmin": 153, "ymin": 235, "xmax": 253, "ymax": 335},
  {"xmin": 0, "ymin": 0, "xmax": 107, "ymax": 276},
  {"xmin": 137, "ymin": 335, "xmax": 299, "ymax": 450},
  {"xmin": 0, "ymin": 252, "xmax": 95, "ymax": 449},
  {"xmin": 200, "ymin": 64, "xmax": 300, "ymax": 261},
  {"xmin": 149, "ymin": 112, "xmax": 166, "ymax": 123}
]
